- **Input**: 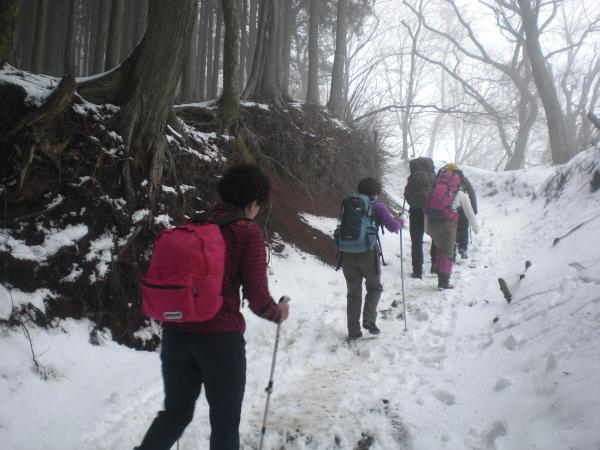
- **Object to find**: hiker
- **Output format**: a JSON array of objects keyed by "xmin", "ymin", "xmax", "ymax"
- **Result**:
[
  {"xmin": 403, "ymin": 157, "xmax": 437, "ymax": 278},
  {"xmin": 455, "ymin": 170, "xmax": 478, "ymax": 259},
  {"xmin": 135, "ymin": 164, "xmax": 290, "ymax": 450},
  {"xmin": 335, "ymin": 177, "xmax": 403, "ymax": 339},
  {"xmin": 425, "ymin": 164, "xmax": 479, "ymax": 289}
]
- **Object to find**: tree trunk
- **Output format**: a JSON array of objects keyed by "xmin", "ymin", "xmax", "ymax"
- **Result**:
[
  {"xmin": 505, "ymin": 91, "xmax": 538, "ymax": 170},
  {"xmin": 427, "ymin": 67, "xmax": 446, "ymax": 158},
  {"xmin": 243, "ymin": 0, "xmax": 285, "ymax": 105},
  {"xmin": 85, "ymin": 1, "xmax": 98, "ymax": 75},
  {"xmin": 181, "ymin": 7, "xmax": 199, "ymax": 102},
  {"xmin": 247, "ymin": 0, "xmax": 258, "ymax": 70},
  {"xmin": 82, "ymin": 0, "xmax": 96, "ymax": 76},
  {"xmin": 79, "ymin": 0, "xmax": 198, "ymax": 199},
  {"xmin": 15, "ymin": 0, "xmax": 34, "ymax": 69},
  {"xmin": 517, "ymin": 0, "xmax": 575, "ymax": 164},
  {"xmin": 281, "ymin": 0, "xmax": 294, "ymax": 97},
  {"xmin": 93, "ymin": 0, "xmax": 111, "ymax": 74},
  {"xmin": 30, "ymin": 0, "xmax": 48, "ymax": 73},
  {"xmin": 327, "ymin": 0, "xmax": 347, "ymax": 117},
  {"xmin": 218, "ymin": 0, "xmax": 240, "ymax": 132},
  {"xmin": 0, "ymin": 0, "xmax": 19, "ymax": 66},
  {"xmin": 306, "ymin": 0, "xmax": 319, "ymax": 106},
  {"xmin": 105, "ymin": 0, "xmax": 124, "ymax": 69},
  {"xmin": 239, "ymin": 0, "xmax": 248, "ymax": 91},
  {"xmin": 45, "ymin": 0, "xmax": 68, "ymax": 75},
  {"xmin": 134, "ymin": 0, "xmax": 148, "ymax": 46},
  {"xmin": 209, "ymin": 0, "xmax": 223, "ymax": 99},
  {"xmin": 64, "ymin": 0, "xmax": 77, "ymax": 77},
  {"xmin": 206, "ymin": 0, "xmax": 215, "ymax": 97},
  {"xmin": 120, "ymin": 0, "xmax": 135, "ymax": 60},
  {"xmin": 198, "ymin": 0, "xmax": 209, "ymax": 100}
]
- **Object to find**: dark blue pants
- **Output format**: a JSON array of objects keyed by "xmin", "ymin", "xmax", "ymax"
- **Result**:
[
  {"xmin": 457, "ymin": 210, "xmax": 469, "ymax": 251},
  {"xmin": 137, "ymin": 331, "xmax": 246, "ymax": 450},
  {"xmin": 409, "ymin": 207, "xmax": 436, "ymax": 275}
]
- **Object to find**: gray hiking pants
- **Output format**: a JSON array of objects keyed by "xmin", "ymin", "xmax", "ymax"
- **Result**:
[{"xmin": 341, "ymin": 249, "xmax": 383, "ymax": 336}]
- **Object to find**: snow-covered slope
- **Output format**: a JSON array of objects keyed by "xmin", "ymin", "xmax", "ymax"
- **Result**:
[{"xmin": 1, "ymin": 149, "xmax": 599, "ymax": 449}]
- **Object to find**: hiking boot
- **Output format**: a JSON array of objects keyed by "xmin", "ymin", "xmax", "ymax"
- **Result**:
[
  {"xmin": 411, "ymin": 272, "xmax": 422, "ymax": 279},
  {"xmin": 459, "ymin": 248, "xmax": 468, "ymax": 259},
  {"xmin": 437, "ymin": 272, "xmax": 454, "ymax": 290},
  {"xmin": 363, "ymin": 323, "xmax": 381, "ymax": 335},
  {"xmin": 347, "ymin": 331, "xmax": 363, "ymax": 340}
]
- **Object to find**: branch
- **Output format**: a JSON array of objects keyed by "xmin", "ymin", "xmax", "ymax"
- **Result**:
[
  {"xmin": 351, "ymin": 103, "xmax": 478, "ymax": 123},
  {"xmin": 403, "ymin": 0, "xmax": 512, "ymax": 77}
]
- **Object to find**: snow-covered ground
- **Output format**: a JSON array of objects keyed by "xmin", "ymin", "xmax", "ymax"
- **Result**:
[{"xmin": 1, "ymin": 150, "xmax": 600, "ymax": 449}]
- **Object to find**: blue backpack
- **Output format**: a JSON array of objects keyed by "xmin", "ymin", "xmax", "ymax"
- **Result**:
[{"xmin": 334, "ymin": 194, "xmax": 378, "ymax": 253}]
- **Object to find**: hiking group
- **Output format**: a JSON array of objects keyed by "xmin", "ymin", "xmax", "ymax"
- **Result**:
[
  {"xmin": 334, "ymin": 158, "xmax": 479, "ymax": 341},
  {"xmin": 134, "ymin": 160, "xmax": 478, "ymax": 449}
]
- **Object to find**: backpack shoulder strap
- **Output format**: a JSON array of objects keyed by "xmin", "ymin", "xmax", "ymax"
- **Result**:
[
  {"xmin": 192, "ymin": 212, "xmax": 250, "ymax": 227},
  {"xmin": 215, "ymin": 214, "xmax": 250, "ymax": 227}
]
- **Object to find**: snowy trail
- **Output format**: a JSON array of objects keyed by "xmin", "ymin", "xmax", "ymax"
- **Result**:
[
  {"xmin": 241, "ymin": 224, "xmax": 500, "ymax": 450},
  {"xmin": 2, "ymin": 155, "xmax": 600, "ymax": 450}
]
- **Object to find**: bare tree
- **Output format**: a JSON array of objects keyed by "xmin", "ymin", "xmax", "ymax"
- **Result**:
[
  {"xmin": 306, "ymin": 0, "xmax": 319, "ymax": 107},
  {"xmin": 404, "ymin": 0, "xmax": 541, "ymax": 170},
  {"xmin": 397, "ymin": 3, "xmax": 425, "ymax": 160},
  {"xmin": 554, "ymin": 3, "xmax": 600, "ymax": 150},
  {"xmin": 515, "ymin": 0, "xmax": 575, "ymax": 164},
  {"xmin": 328, "ymin": 0, "xmax": 348, "ymax": 118}
]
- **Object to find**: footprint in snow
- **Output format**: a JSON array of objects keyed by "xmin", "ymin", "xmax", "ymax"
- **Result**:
[
  {"xmin": 484, "ymin": 421, "xmax": 509, "ymax": 449},
  {"xmin": 502, "ymin": 334, "xmax": 520, "ymax": 351},
  {"xmin": 494, "ymin": 377, "xmax": 512, "ymax": 391},
  {"xmin": 433, "ymin": 389, "xmax": 456, "ymax": 405}
]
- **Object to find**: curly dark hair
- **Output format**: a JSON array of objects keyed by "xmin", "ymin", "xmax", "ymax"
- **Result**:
[
  {"xmin": 357, "ymin": 177, "xmax": 381, "ymax": 198},
  {"xmin": 218, "ymin": 164, "xmax": 271, "ymax": 209}
]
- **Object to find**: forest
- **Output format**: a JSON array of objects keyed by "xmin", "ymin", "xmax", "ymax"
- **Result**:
[{"xmin": 3, "ymin": 0, "xmax": 599, "ymax": 170}]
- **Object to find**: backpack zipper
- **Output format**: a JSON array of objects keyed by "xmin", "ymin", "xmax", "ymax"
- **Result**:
[{"xmin": 140, "ymin": 280, "xmax": 186, "ymax": 290}]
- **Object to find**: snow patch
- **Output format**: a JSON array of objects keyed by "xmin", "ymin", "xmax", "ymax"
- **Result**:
[
  {"xmin": 132, "ymin": 209, "xmax": 150, "ymax": 223},
  {"xmin": 0, "ymin": 285, "xmax": 56, "ymax": 318},
  {"xmin": 154, "ymin": 215, "xmax": 174, "ymax": 228},
  {"xmin": 85, "ymin": 233, "xmax": 114, "ymax": 281},
  {"xmin": 0, "ymin": 224, "xmax": 88, "ymax": 262}
]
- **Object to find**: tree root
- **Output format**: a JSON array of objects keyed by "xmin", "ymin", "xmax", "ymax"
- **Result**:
[{"xmin": 10, "ymin": 74, "xmax": 76, "ymax": 135}]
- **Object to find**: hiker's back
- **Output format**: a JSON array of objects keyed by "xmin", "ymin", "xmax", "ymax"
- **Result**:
[
  {"xmin": 425, "ymin": 170, "xmax": 461, "ymax": 222},
  {"xmin": 334, "ymin": 194, "xmax": 378, "ymax": 253},
  {"xmin": 404, "ymin": 157, "xmax": 436, "ymax": 208}
]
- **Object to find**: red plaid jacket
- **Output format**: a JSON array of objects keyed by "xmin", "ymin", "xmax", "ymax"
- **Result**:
[{"xmin": 163, "ymin": 204, "xmax": 281, "ymax": 334}]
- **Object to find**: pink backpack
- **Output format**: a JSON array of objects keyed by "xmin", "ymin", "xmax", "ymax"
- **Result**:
[
  {"xmin": 140, "ymin": 214, "xmax": 246, "ymax": 323},
  {"xmin": 425, "ymin": 171, "xmax": 461, "ymax": 223}
]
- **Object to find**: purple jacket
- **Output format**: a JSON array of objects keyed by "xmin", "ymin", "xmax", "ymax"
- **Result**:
[{"xmin": 371, "ymin": 201, "xmax": 403, "ymax": 232}]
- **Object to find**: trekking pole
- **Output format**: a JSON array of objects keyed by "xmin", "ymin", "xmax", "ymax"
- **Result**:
[
  {"xmin": 400, "ymin": 229, "xmax": 408, "ymax": 331},
  {"xmin": 258, "ymin": 296, "xmax": 290, "ymax": 450}
]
